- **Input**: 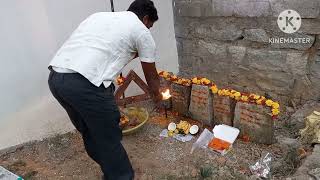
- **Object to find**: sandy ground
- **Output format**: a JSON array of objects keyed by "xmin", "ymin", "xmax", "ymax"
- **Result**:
[{"xmin": 0, "ymin": 109, "xmax": 310, "ymax": 180}]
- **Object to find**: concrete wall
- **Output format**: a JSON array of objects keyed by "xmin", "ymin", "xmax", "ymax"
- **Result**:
[
  {"xmin": 0, "ymin": 0, "xmax": 178, "ymax": 150},
  {"xmin": 173, "ymin": 0, "xmax": 320, "ymax": 108}
]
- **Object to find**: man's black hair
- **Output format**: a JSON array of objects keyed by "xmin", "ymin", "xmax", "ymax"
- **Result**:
[{"xmin": 128, "ymin": 0, "xmax": 158, "ymax": 22}]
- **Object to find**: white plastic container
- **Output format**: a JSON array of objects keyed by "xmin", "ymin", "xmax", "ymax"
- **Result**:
[{"xmin": 211, "ymin": 124, "xmax": 240, "ymax": 155}]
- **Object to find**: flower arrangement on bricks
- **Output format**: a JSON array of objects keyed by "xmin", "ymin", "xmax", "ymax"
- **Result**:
[
  {"xmin": 116, "ymin": 71, "xmax": 280, "ymax": 118},
  {"xmin": 159, "ymin": 71, "xmax": 192, "ymax": 86},
  {"xmin": 217, "ymin": 89, "xmax": 280, "ymax": 119}
]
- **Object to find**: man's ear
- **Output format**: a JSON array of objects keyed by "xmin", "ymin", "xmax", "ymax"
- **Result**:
[{"xmin": 142, "ymin": 15, "xmax": 149, "ymax": 25}]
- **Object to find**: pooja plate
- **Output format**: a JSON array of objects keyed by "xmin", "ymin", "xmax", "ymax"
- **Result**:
[{"xmin": 120, "ymin": 107, "xmax": 149, "ymax": 135}]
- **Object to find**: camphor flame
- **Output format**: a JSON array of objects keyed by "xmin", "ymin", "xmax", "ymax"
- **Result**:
[{"xmin": 161, "ymin": 89, "xmax": 171, "ymax": 100}]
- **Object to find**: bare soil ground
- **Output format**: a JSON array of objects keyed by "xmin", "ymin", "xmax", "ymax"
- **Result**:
[{"xmin": 0, "ymin": 108, "xmax": 311, "ymax": 180}]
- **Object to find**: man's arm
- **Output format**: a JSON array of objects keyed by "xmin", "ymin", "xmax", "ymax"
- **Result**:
[{"xmin": 141, "ymin": 62, "xmax": 161, "ymax": 102}]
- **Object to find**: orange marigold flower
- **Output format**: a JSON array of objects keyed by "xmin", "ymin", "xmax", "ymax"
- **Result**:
[{"xmin": 256, "ymin": 99, "xmax": 263, "ymax": 105}]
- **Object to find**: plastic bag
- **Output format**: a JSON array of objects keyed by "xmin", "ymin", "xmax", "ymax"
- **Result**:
[
  {"xmin": 190, "ymin": 129, "xmax": 214, "ymax": 154},
  {"xmin": 249, "ymin": 153, "xmax": 273, "ymax": 178},
  {"xmin": 159, "ymin": 129, "xmax": 193, "ymax": 142},
  {"xmin": 0, "ymin": 166, "xmax": 23, "ymax": 180}
]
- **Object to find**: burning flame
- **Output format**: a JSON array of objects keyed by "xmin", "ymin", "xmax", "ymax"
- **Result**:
[{"xmin": 161, "ymin": 89, "xmax": 171, "ymax": 100}]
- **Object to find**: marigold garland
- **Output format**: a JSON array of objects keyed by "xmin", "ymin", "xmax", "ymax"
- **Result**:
[
  {"xmin": 116, "ymin": 70, "xmax": 280, "ymax": 118},
  {"xmin": 216, "ymin": 88, "xmax": 280, "ymax": 117}
]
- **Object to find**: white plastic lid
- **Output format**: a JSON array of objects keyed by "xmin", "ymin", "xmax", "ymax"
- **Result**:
[{"xmin": 212, "ymin": 124, "xmax": 240, "ymax": 144}]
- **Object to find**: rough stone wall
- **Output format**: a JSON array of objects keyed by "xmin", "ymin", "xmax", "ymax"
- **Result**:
[{"xmin": 173, "ymin": 0, "xmax": 320, "ymax": 107}]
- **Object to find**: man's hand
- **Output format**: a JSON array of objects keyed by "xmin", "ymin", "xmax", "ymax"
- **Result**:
[{"xmin": 141, "ymin": 62, "xmax": 161, "ymax": 103}]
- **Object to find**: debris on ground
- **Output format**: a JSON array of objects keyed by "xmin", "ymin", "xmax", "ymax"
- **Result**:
[
  {"xmin": 159, "ymin": 129, "xmax": 193, "ymax": 142},
  {"xmin": 249, "ymin": 152, "xmax": 272, "ymax": 179},
  {"xmin": 300, "ymin": 111, "xmax": 320, "ymax": 145}
]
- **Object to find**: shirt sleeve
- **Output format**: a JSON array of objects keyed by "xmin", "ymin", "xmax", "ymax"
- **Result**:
[{"xmin": 136, "ymin": 31, "xmax": 157, "ymax": 63}]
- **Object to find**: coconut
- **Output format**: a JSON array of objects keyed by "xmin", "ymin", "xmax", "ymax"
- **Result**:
[
  {"xmin": 168, "ymin": 122, "xmax": 177, "ymax": 131},
  {"xmin": 189, "ymin": 125, "xmax": 199, "ymax": 135}
]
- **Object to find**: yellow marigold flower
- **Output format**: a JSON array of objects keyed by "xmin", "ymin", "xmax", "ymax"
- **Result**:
[
  {"xmin": 234, "ymin": 92, "xmax": 241, "ymax": 97},
  {"xmin": 201, "ymin": 78, "xmax": 210, "ymax": 85},
  {"xmin": 220, "ymin": 90, "xmax": 224, "ymax": 96},
  {"xmin": 224, "ymin": 90, "xmax": 231, "ymax": 96},
  {"xmin": 218, "ymin": 90, "xmax": 223, "ymax": 96},
  {"xmin": 265, "ymin": 99, "xmax": 273, "ymax": 107},
  {"xmin": 192, "ymin": 78, "xmax": 198, "ymax": 84},
  {"xmin": 235, "ymin": 96, "xmax": 241, "ymax": 101},
  {"xmin": 210, "ymin": 86, "xmax": 218, "ymax": 94},
  {"xmin": 272, "ymin": 108, "xmax": 280, "ymax": 116},
  {"xmin": 272, "ymin": 102, "xmax": 280, "ymax": 109},
  {"xmin": 241, "ymin": 95, "xmax": 249, "ymax": 102},
  {"xmin": 163, "ymin": 71, "xmax": 170, "ymax": 78},
  {"xmin": 231, "ymin": 90, "xmax": 237, "ymax": 93},
  {"xmin": 254, "ymin": 95, "xmax": 261, "ymax": 100},
  {"xmin": 260, "ymin": 96, "xmax": 266, "ymax": 100}
]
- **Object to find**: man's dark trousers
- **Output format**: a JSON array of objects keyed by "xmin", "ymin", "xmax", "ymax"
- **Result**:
[{"xmin": 48, "ymin": 70, "xmax": 134, "ymax": 180}]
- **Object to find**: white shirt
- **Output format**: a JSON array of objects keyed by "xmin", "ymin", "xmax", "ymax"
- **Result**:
[{"xmin": 49, "ymin": 11, "xmax": 157, "ymax": 88}]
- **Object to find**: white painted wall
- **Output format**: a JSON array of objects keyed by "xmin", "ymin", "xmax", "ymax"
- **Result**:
[{"xmin": 0, "ymin": 0, "xmax": 178, "ymax": 150}]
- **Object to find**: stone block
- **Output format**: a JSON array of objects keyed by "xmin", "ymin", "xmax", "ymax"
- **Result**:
[
  {"xmin": 270, "ymin": 0, "xmax": 320, "ymax": 18},
  {"xmin": 286, "ymin": 52, "xmax": 308, "ymax": 77},
  {"xmin": 197, "ymin": 40, "xmax": 228, "ymax": 59},
  {"xmin": 171, "ymin": 83, "xmax": 191, "ymax": 116},
  {"xmin": 174, "ymin": 1, "xmax": 213, "ymax": 17},
  {"xmin": 211, "ymin": 0, "xmax": 235, "ymax": 16},
  {"xmin": 246, "ymin": 49, "xmax": 288, "ymax": 72},
  {"xmin": 211, "ymin": 0, "xmax": 271, "ymax": 17},
  {"xmin": 189, "ymin": 85, "xmax": 213, "ymax": 126},
  {"xmin": 181, "ymin": 40, "xmax": 230, "ymax": 63},
  {"xmin": 194, "ymin": 24, "xmax": 243, "ymax": 41},
  {"xmin": 228, "ymin": 46, "xmax": 247, "ymax": 64},
  {"xmin": 243, "ymin": 29, "xmax": 269, "ymax": 43},
  {"xmin": 298, "ymin": 19, "xmax": 320, "ymax": 34},
  {"xmin": 233, "ymin": 102, "xmax": 274, "ymax": 144},
  {"xmin": 213, "ymin": 96, "xmax": 236, "ymax": 126},
  {"xmin": 233, "ymin": 0, "xmax": 271, "ymax": 17}
]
